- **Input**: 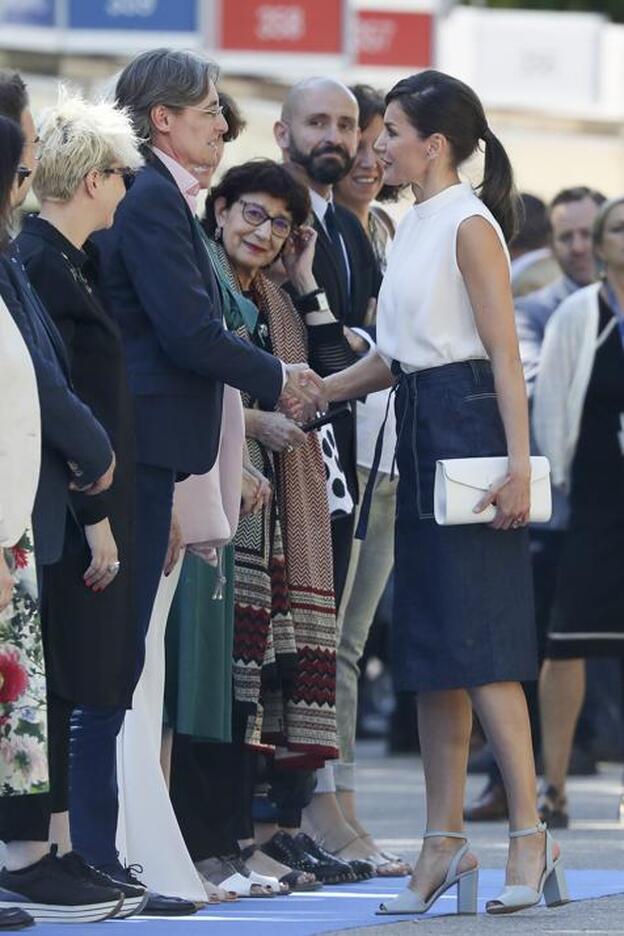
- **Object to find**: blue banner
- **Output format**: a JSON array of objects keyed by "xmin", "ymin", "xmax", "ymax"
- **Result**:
[
  {"xmin": 68, "ymin": 0, "xmax": 197, "ymax": 32},
  {"xmin": 0, "ymin": 0, "xmax": 55, "ymax": 26}
]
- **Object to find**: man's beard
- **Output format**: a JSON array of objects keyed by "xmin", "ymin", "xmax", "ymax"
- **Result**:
[{"xmin": 288, "ymin": 136, "xmax": 355, "ymax": 185}]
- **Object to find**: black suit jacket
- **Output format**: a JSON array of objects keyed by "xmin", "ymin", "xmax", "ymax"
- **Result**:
[
  {"xmin": 309, "ymin": 203, "xmax": 382, "ymax": 502},
  {"xmin": 312, "ymin": 203, "xmax": 382, "ymax": 328},
  {"xmin": 0, "ymin": 246, "xmax": 113, "ymax": 566},
  {"xmin": 93, "ymin": 155, "xmax": 283, "ymax": 475}
]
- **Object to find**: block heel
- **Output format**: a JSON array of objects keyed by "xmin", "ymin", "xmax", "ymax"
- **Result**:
[
  {"xmin": 486, "ymin": 821, "xmax": 569, "ymax": 915},
  {"xmin": 457, "ymin": 867, "xmax": 479, "ymax": 915},
  {"xmin": 377, "ymin": 831, "xmax": 478, "ymax": 917},
  {"xmin": 543, "ymin": 858, "xmax": 569, "ymax": 907}
]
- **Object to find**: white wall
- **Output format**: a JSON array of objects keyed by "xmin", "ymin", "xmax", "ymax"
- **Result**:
[{"xmin": 438, "ymin": 6, "xmax": 607, "ymax": 119}]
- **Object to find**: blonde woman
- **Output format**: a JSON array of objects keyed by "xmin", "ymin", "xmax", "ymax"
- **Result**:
[{"xmin": 14, "ymin": 92, "xmax": 164, "ymax": 918}]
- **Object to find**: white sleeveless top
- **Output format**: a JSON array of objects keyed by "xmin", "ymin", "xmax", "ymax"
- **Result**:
[{"xmin": 377, "ymin": 182, "xmax": 509, "ymax": 371}]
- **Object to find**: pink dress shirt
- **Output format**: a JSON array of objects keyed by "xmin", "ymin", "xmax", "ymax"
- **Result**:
[{"xmin": 151, "ymin": 146, "xmax": 201, "ymax": 215}]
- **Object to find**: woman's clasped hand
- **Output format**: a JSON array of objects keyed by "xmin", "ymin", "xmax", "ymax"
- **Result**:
[
  {"xmin": 246, "ymin": 409, "xmax": 307, "ymax": 454},
  {"xmin": 473, "ymin": 469, "xmax": 531, "ymax": 530}
]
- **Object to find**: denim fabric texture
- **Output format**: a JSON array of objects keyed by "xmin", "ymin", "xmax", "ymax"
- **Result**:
[{"xmin": 392, "ymin": 360, "xmax": 537, "ymax": 692}]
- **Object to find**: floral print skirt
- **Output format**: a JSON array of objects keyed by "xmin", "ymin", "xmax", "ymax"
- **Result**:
[{"xmin": 0, "ymin": 528, "xmax": 48, "ymax": 796}]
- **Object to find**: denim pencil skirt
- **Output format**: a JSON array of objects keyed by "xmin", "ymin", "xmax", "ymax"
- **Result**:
[{"xmin": 392, "ymin": 359, "xmax": 537, "ymax": 692}]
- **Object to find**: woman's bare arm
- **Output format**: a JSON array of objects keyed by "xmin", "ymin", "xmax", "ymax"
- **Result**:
[
  {"xmin": 324, "ymin": 349, "xmax": 395, "ymax": 404},
  {"xmin": 457, "ymin": 215, "xmax": 530, "ymax": 528}
]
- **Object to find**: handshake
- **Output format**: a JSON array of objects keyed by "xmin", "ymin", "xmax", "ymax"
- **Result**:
[{"xmin": 279, "ymin": 363, "xmax": 327, "ymax": 422}]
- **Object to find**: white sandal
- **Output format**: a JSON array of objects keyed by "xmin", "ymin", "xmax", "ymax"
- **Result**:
[
  {"xmin": 486, "ymin": 821, "xmax": 569, "ymax": 915},
  {"xmin": 377, "ymin": 831, "xmax": 478, "ymax": 916},
  {"xmin": 195, "ymin": 858, "xmax": 273, "ymax": 899},
  {"xmin": 247, "ymin": 870, "xmax": 289, "ymax": 895}
]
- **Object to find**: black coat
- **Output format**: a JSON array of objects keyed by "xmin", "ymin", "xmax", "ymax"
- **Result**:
[
  {"xmin": 18, "ymin": 216, "xmax": 138, "ymax": 708},
  {"xmin": 0, "ymin": 245, "xmax": 112, "ymax": 566},
  {"xmin": 93, "ymin": 154, "xmax": 283, "ymax": 475}
]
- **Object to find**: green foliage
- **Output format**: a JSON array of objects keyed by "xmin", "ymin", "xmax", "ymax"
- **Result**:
[{"xmin": 461, "ymin": 1, "xmax": 624, "ymax": 24}]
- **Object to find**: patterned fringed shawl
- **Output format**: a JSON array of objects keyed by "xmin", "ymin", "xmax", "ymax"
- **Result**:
[{"xmin": 209, "ymin": 241, "xmax": 338, "ymax": 768}]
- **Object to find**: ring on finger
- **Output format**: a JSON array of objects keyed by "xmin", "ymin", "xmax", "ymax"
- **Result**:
[{"xmin": 107, "ymin": 561, "xmax": 120, "ymax": 574}]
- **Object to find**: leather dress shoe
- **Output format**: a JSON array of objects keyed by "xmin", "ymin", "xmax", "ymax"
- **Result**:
[
  {"xmin": 261, "ymin": 831, "xmax": 355, "ymax": 885},
  {"xmin": 97, "ymin": 861, "xmax": 197, "ymax": 917},
  {"xmin": 141, "ymin": 893, "xmax": 198, "ymax": 916},
  {"xmin": 464, "ymin": 780, "xmax": 508, "ymax": 822},
  {"xmin": 293, "ymin": 834, "xmax": 356, "ymax": 885},
  {"xmin": 538, "ymin": 783, "xmax": 569, "ymax": 829},
  {"xmin": 0, "ymin": 908, "xmax": 35, "ymax": 930}
]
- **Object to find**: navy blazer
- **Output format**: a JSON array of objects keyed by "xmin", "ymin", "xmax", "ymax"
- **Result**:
[
  {"xmin": 94, "ymin": 155, "xmax": 283, "ymax": 475},
  {"xmin": 0, "ymin": 247, "xmax": 113, "ymax": 566}
]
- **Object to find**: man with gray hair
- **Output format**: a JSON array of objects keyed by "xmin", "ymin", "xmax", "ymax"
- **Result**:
[{"xmin": 88, "ymin": 48, "xmax": 323, "ymax": 903}]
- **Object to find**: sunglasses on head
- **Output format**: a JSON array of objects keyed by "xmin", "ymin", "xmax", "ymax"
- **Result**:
[{"xmin": 16, "ymin": 165, "xmax": 32, "ymax": 188}]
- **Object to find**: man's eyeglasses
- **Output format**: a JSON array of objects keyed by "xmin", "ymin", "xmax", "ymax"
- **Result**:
[
  {"xmin": 238, "ymin": 198, "xmax": 292, "ymax": 239},
  {"xmin": 102, "ymin": 167, "xmax": 136, "ymax": 188},
  {"xmin": 184, "ymin": 104, "xmax": 225, "ymax": 119},
  {"xmin": 16, "ymin": 165, "xmax": 32, "ymax": 188}
]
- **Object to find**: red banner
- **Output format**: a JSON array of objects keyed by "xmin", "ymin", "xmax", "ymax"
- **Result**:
[
  {"xmin": 220, "ymin": 0, "xmax": 343, "ymax": 54},
  {"xmin": 355, "ymin": 10, "xmax": 433, "ymax": 68}
]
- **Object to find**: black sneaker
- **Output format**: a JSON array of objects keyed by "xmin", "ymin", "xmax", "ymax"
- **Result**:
[
  {"xmin": 97, "ymin": 861, "xmax": 198, "ymax": 917},
  {"xmin": 0, "ymin": 907, "xmax": 35, "ymax": 930},
  {"xmin": 0, "ymin": 848, "xmax": 123, "ymax": 923},
  {"xmin": 60, "ymin": 852, "xmax": 148, "ymax": 919}
]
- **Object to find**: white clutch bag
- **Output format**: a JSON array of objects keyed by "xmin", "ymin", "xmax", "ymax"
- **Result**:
[{"xmin": 433, "ymin": 455, "xmax": 552, "ymax": 526}]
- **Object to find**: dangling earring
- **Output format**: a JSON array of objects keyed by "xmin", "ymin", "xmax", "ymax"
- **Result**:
[{"xmin": 215, "ymin": 225, "xmax": 222, "ymax": 242}]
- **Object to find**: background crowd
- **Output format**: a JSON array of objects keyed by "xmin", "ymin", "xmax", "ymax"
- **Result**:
[{"xmin": 0, "ymin": 45, "xmax": 622, "ymax": 930}]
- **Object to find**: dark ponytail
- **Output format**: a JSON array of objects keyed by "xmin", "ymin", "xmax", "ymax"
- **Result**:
[
  {"xmin": 386, "ymin": 70, "xmax": 518, "ymax": 242},
  {"xmin": 480, "ymin": 128, "xmax": 518, "ymax": 243}
]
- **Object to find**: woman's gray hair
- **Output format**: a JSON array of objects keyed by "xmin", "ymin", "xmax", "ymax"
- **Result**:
[
  {"xmin": 115, "ymin": 48, "xmax": 219, "ymax": 142},
  {"xmin": 593, "ymin": 195, "xmax": 624, "ymax": 247},
  {"xmin": 34, "ymin": 89, "xmax": 143, "ymax": 203}
]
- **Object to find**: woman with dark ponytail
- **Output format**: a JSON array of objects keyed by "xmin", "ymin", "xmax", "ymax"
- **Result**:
[{"xmin": 322, "ymin": 70, "xmax": 568, "ymax": 917}]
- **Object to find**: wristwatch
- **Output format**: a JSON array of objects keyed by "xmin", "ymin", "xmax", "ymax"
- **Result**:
[{"xmin": 295, "ymin": 288, "xmax": 328, "ymax": 314}]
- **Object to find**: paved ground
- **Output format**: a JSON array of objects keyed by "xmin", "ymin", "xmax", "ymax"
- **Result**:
[{"xmin": 329, "ymin": 741, "xmax": 624, "ymax": 935}]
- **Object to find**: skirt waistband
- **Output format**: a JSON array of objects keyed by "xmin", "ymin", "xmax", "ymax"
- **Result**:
[{"xmin": 393, "ymin": 358, "xmax": 492, "ymax": 387}]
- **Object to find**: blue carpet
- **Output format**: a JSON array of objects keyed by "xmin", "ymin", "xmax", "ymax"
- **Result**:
[{"xmin": 35, "ymin": 870, "xmax": 624, "ymax": 935}]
